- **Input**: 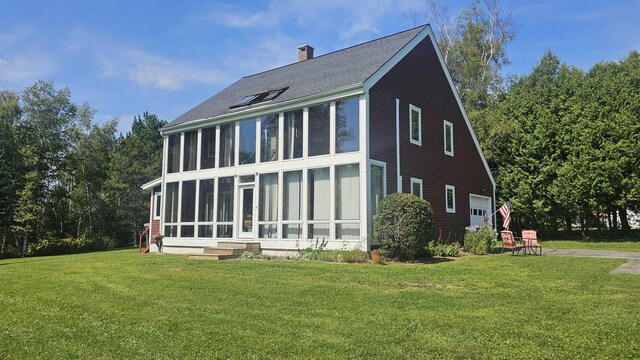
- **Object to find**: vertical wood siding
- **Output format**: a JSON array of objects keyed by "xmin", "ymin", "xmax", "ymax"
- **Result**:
[{"xmin": 369, "ymin": 35, "xmax": 494, "ymax": 241}]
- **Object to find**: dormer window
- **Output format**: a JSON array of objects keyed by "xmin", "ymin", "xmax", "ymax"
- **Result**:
[{"xmin": 229, "ymin": 87, "xmax": 289, "ymax": 109}]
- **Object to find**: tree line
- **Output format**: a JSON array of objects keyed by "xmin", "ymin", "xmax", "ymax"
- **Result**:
[{"xmin": 0, "ymin": 80, "xmax": 165, "ymax": 257}]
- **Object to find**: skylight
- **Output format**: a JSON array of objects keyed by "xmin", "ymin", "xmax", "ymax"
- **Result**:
[{"xmin": 229, "ymin": 86, "xmax": 289, "ymax": 109}]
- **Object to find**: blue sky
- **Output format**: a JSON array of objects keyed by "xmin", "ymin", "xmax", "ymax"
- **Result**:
[{"xmin": 1, "ymin": 0, "xmax": 638, "ymax": 135}]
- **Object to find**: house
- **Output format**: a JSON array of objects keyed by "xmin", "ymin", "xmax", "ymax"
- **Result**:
[{"xmin": 142, "ymin": 25, "xmax": 495, "ymax": 255}]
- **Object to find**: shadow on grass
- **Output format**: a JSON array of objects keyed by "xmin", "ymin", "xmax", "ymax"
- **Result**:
[{"xmin": 0, "ymin": 247, "xmax": 138, "ymax": 265}]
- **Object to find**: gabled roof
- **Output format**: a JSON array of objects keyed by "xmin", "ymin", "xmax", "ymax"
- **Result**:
[{"xmin": 163, "ymin": 25, "xmax": 427, "ymax": 130}]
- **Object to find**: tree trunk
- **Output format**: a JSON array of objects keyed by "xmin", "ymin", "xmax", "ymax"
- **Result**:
[
  {"xmin": 612, "ymin": 208, "xmax": 619, "ymax": 230},
  {"xmin": 618, "ymin": 206, "xmax": 631, "ymax": 233},
  {"xmin": 21, "ymin": 236, "xmax": 27, "ymax": 258},
  {"xmin": 607, "ymin": 210, "xmax": 612, "ymax": 230}
]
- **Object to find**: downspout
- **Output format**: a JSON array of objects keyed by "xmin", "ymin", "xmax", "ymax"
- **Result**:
[{"xmin": 396, "ymin": 98, "xmax": 402, "ymax": 193}]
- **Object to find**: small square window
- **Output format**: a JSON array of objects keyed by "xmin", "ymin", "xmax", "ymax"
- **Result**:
[
  {"xmin": 409, "ymin": 104, "xmax": 422, "ymax": 145},
  {"xmin": 445, "ymin": 185, "xmax": 456, "ymax": 213}
]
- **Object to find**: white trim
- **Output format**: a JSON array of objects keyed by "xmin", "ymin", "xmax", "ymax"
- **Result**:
[
  {"xmin": 409, "ymin": 104, "xmax": 422, "ymax": 146},
  {"xmin": 410, "ymin": 177, "xmax": 423, "ymax": 199},
  {"xmin": 443, "ymin": 119, "xmax": 454, "ymax": 157},
  {"xmin": 395, "ymin": 98, "xmax": 402, "ymax": 193},
  {"xmin": 161, "ymin": 86, "xmax": 364, "ymax": 135},
  {"xmin": 141, "ymin": 177, "xmax": 162, "ymax": 190},
  {"xmin": 445, "ymin": 185, "xmax": 456, "ymax": 213}
]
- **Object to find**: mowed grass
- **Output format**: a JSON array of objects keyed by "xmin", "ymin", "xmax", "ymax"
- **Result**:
[{"xmin": 1, "ymin": 250, "xmax": 639, "ymax": 359}]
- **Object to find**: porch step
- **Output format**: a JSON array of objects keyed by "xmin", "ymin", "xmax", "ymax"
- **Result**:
[
  {"xmin": 189, "ymin": 253, "xmax": 237, "ymax": 261},
  {"xmin": 188, "ymin": 241, "xmax": 261, "ymax": 261}
]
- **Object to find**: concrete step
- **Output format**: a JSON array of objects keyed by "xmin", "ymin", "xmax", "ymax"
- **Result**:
[
  {"xmin": 203, "ymin": 247, "xmax": 244, "ymax": 256},
  {"xmin": 216, "ymin": 241, "xmax": 261, "ymax": 253},
  {"xmin": 189, "ymin": 253, "xmax": 237, "ymax": 261}
]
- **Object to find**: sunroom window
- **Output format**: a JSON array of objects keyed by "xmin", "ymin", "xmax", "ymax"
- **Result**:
[
  {"xmin": 335, "ymin": 164, "xmax": 360, "ymax": 240},
  {"xmin": 335, "ymin": 97, "xmax": 359, "ymax": 153},
  {"xmin": 239, "ymin": 119, "xmax": 256, "ymax": 165},
  {"xmin": 164, "ymin": 182, "xmax": 179, "ymax": 237},
  {"xmin": 198, "ymin": 179, "xmax": 214, "ymax": 237},
  {"xmin": 219, "ymin": 123, "xmax": 235, "ymax": 167},
  {"xmin": 217, "ymin": 177, "xmax": 234, "ymax": 237},
  {"xmin": 308, "ymin": 167, "xmax": 330, "ymax": 239},
  {"xmin": 260, "ymin": 115, "xmax": 279, "ymax": 162},
  {"xmin": 283, "ymin": 171, "xmax": 302, "ymax": 239},
  {"xmin": 258, "ymin": 173, "xmax": 278, "ymax": 238},
  {"xmin": 183, "ymin": 131, "xmax": 197, "ymax": 172},
  {"xmin": 167, "ymin": 134, "xmax": 180, "ymax": 173},
  {"xmin": 180, "ymin": 181, "xmax": 196, "ymax": 237},
  {"xmin": 308, "ymin": 104, "xmax": 330, "ymax": 156},
  {"xmin": 284, "ymin": 110, "xmax": 303, "ymax": 159},
  {"xmin": 200, "ymin": 127, "xmax": 216, "ymax": 169}
]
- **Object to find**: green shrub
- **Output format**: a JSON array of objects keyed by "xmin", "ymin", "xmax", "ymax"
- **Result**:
[
  {"xmin": 464, "ymin": 222, "xmax": 497, "ymax": 254},
  {"xmin": 374, "ymin": 193, "xmax": 435, "ymax": 261},
  {"xmin": 28, "ymin": 236, "xmax": 116, "ymax": 256},
  {"xmin": 426, "ymin": 241, "xmax": 462, "ymax": 257}
]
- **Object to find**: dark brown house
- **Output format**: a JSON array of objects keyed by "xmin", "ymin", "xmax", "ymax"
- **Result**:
[{"xmin": 142, "ymin": 25, "xmax": 495, "ymax": 254}]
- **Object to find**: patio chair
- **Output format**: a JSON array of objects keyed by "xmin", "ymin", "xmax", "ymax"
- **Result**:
[
  {"xmin": 521, "ymin": 230, "xmax": 542, "ymax": 255},
  {"xmin": 500, "ymin": 230, "xmax": 524, "ymax": 255}
]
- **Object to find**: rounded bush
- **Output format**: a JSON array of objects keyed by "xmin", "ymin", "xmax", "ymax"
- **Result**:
[{"xmin": 374, "ymin": 193, "xmax": 435, "ymax": 261}]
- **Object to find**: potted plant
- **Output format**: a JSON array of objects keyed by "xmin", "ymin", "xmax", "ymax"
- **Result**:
[{"xmin": 370, "ymin": 245, "xmax": 386, "ymax": 264}]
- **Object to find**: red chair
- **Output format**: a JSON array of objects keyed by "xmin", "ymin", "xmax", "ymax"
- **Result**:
[
  {"xmin": 521, "ymin": 230, "xmax": 542, "ymax": 255},
  {"xmin": 501, "ymin": 231, "xmax": 524, "ymax": 255}
]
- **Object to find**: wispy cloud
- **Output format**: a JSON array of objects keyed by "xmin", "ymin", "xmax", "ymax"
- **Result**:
[
  {"xmin": 202, "ymin": 0, "xmax": 420, "ymax": 40},
  {"xmin": 95, "ymin": 47, "xmax": 230, "ymax": 90},
  {"xmin": 0, "ymin": 28, "xmax": 57, "ymax": 83}
]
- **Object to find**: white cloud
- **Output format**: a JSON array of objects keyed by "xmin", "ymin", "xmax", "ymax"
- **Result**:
[{"xmin": 95, "ymin": 47, "xmax": 230, "ymax": 91}]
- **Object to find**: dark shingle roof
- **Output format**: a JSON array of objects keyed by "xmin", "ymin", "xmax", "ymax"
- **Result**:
[{"xmin": 164, "ymin": 25, "xmax": 427, "ymax": 129}]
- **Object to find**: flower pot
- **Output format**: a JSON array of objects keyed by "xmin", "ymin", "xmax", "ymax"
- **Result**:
[{"xmin": 371, "ymin": 250, "xmax": 384, "ymax": 264}]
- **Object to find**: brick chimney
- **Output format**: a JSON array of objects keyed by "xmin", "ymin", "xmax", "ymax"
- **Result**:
[{"xmin": 298, "ymin": 44, "xmax": 314, "ymax": 62}]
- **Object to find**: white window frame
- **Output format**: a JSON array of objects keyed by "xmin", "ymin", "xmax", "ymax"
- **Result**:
[
  {"xmin": 410, "ymin": 177, "xmax": 423, "ymax": 199},
  {"xmin": 444, "ymin": 120, "xmax": 454, "ymax": 156},
  {"xmin": 153, "ymin": 192, "xmax": 161, "ymax": 220},
  {"xmin": 445, "ymin": 185, "xmax": 456, "ymax": 213},
  {"xmin": 409, "ymin": 104, "xmax": 422, "ymax": 146}
]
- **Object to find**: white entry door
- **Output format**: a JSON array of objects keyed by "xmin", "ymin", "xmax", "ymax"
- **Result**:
[
  {"xmin": 469, "ymin": 195, "xmax": 491, "ymax": 226},
  {"xmin": 238, "ymin": 185, "xmax": 255, "ymax": 238}
]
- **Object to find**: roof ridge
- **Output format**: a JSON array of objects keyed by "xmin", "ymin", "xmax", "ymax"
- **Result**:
[{"xmin": 240, "ymin": 24, "xmax": 428, "ymax": 80}]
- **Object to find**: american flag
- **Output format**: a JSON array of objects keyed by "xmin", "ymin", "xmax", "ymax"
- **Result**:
[{"xmin": 499, "ymin": 201, "xmax": 511, "ymax": 230}]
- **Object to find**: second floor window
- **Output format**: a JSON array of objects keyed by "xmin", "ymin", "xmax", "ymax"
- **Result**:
[
  {"xmin": 260, "ymin": 114, "xmax": 279, "ymax": 162},
  {"xmin": 409, "ymin": 104, "xmax": 422, "ymax": 145},
  {"xmin": 308, "ymin": 103, "xmax": 330, "ymax": 156},
  {"xmin": 219, "ymin": 123, "xmax": 235, "ymax": 167},
  {"xmin": 183, "ymin": 131, "xmax": 197, "ymax": 171},
  {"xmin": 335, "ymin": 97, "xmax": 359, "ymax": 153},
  {"xmin": 167, "ymin": 134, "xmax": 180, "ymax": 173},
  {"xmin": 444, "ymin": 120, "xmax": 454, "ymax": 156}
]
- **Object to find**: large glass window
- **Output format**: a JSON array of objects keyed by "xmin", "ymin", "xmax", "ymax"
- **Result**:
[
  {"xmin": 198, "ymin": 179, "xmax": 214, "ymax": 237},
  {"xmin": 200, "ymin": 127, "xmax": 216, "ymax": 169},
  {"xmin": 219, "ymin": 123, "xmax": 235, "ymax": 167},
  {"xmin": 284, "ymin": 110, "xmax": 303, "ymax": 159},
  {"xmin": 335, "ymin": 164, "xmax": 360, "ymax": 240},
  {"xmin": 335, "ymin": 97, "xmax": 359, "ymax": 153},
  {"xmin": 239, "ymin": 119, "xmax": 256, "ymax": 165},
  {"xmin": 260, "ymin": 114, "xmax": 279, "ymax": 162},
  {"xmin": 183, "ymin": 131, "xmax": 197, "ymax": 171},
  {"xmin": 307, "ymin": 167, "xmax": 330, "ymax": 239},
  {"xmin": 180, "ymin": 180, "xmax": 196, "ymax": 237},
  {"xmin": 164, "ymin": 182, "xmax": 179, "ymax": 236},
  {"xmin": 217, "ymin": 177, "xmax": 234, "ymax": 237},
  {"xmin": 258, "ymin": 173, "xmax": 278, "ymax": 238},
  {"xmin": 410, "ymin": 104, "xmax": 422, "ymax": 145},
  {"xmin": 283, "ymin": 171, "xmax": 302, "ymax": 239},
  {"xmin": 167, "ymin": 134, "xmax": 180, "ymax": 173},
  {"xmin": 308, "ymin": 104, "xmax": 330, "ymax": 156}
]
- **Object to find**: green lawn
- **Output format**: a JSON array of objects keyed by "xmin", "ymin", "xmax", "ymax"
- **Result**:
[{"xmin": 1, "ymin": 250, "xmax": 639, "ymax": 359}]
